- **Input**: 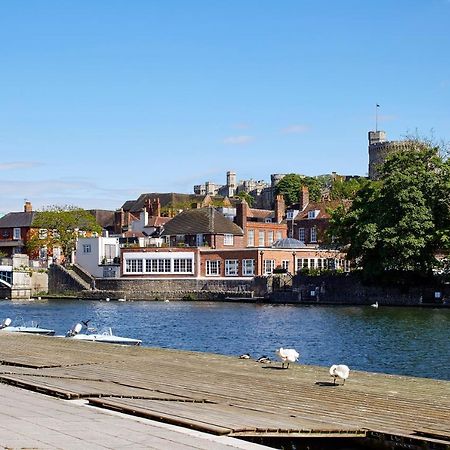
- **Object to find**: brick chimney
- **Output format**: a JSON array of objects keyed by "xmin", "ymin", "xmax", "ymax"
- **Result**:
[
  {"xmin": 154, "ymin": 198, "xmax": 161, "ymax": 217},
  {"xmin": 299, "ymin": 185, "xmax": 309, "ymax": 211},
  {"xmin": 144, "ymin": 198, "xmax": 152, "ymax": 214},
  {"xmin": 24, "ymin": 201, "xmax": 32, "ymax": 213},
  {"xmin": 236, "ymin": 199, "xmax": 248, "ymax": 231},
  {"xmin": 274, "ymin": 195, "xmax": 285, "ymax": 224}
]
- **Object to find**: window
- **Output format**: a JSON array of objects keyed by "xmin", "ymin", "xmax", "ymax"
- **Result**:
[
  {"xmin": 173, "ymin": 258, "xmax": 193, "ymax": 273},
  {"xmin": 82, "ymin": 244, "xmax": 92, "ymax": 253},
  {"xmin": 125, "ymin": 259, "xmax": 143, "ymax": 273},
  {"xmin": 224, "ymin": 234, "xmax": 234, "ymax": 246},
  {"xmin": 308, "ymin": 210, "xmax": 319, "ymax": 219},
  {"xmin": 13, "ymin": 228, "xmax": 21, "ymax": 240},
  {"xmin": 242, "ymin": 259, "xmax": 255, "ymax": 276},
  {"xmin": 298, "ymin": 228, "xmax": 305, "ymax": 242},
  {"xmin": 258, "ymin": 231, "xmax": 265, "ymax": 247},
  {"xmin": 310, "ymin": 227, "xmax": 317, "ymax": 243},
  {"xmin": 275, "ymin": 231, "xmax": 282, "ymax": 241},
  {"xmin": 309, "ymin": 258, "xmax": 316, "ymax": 269},
  {"xmin": 206, "ymin": 260, "xmax": 221, "ymax": 276},
  {"xmin": 344, "ymin": 259, "xmax": 351, "ymax": 272},
  {"xmin": 39, "ymin": 229, "xmax": 48, "ymax": 239},
  {"xmin": 263, "ymin": 259, "xmax": 275, "ymax": 275},
  {"xmin": 225, "ymin": 259, "xmax": 238, "ymax": 276},
  {"xmin": 282, "ymin": 260, "xmax": 289, "ymax": 271},
  {"xmin": 146, "ymin": 259, "xmax": 171, "ymax": 273},
  {"xmin": 247, "ymin": 230, "xmax": 255, "ymax": 247},
  {"xmin": 302, "ymin": 258, "xmax": 309, "ymax": 269},
  {"xmin": 39, "ymin": 246, "xmax": 47, "ymax": 259},
  {"xmin": 267, "ymin": 231, "xmax": 274, "ymax": 246},
  {"xmin": 317, "ymin": 258, "xmax": 323, "ymax": 270}
]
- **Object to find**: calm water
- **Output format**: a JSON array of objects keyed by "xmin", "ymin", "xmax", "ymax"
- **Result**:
[{"xmin": 1, "ymin": 299, "xmax": 449, "ymax": 380}]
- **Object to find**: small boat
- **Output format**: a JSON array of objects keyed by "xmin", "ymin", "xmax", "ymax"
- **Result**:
[
  {"xmin": 0, "ymin": 318, "xmax": 55, "ymax": 336},
  {"xmin": 65, "ymin": 322, "xmax": 142, "ymax": 346}
]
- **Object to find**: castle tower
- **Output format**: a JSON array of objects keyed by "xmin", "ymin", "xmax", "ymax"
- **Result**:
[{"xmin": 226, "ymin": 171, "xmax": 237, "ymax": 196}]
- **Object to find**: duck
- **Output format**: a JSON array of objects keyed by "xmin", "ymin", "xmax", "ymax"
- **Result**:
[{"xmin": 276, "ymin": 347, "xmax": 299, "ymax": 369}]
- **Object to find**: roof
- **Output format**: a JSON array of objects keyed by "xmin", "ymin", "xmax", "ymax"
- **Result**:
[
  {"xmin": 161, "ymin": 207, "xmax": 244, "ymax": 236},
  {"xmin": 272, "ymin": 237, "xmax": 306, "ymax": 249},
  {"xmin": 146, "ymin": 216, "xmax": 172, "ymax": 228},
  {"xmin": 0, "ymin": 211, "xmax": 36, "ymax": 228},
  {"xmin": 121, "ymin": 193, "xmax": 233, "ymax": 214},
  {"xmin": 87, "ymin": 210, "xmax": 115, "ymax": 228},
  {"xmin": 295, "ymin": 200, "xmax": 349, "ymax": 221},
  {"xmin": 247, "ymin": 208, "xmax": 274, "ymax": 220}
]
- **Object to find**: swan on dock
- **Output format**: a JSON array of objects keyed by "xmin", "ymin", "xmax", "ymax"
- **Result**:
[
  {"xmin": 330, "ymin": 364, "xmax": 350, "ymax": 385},
  {"xmin": 276, "ymin": 347, "xmax": 299, "ymax": 369}
]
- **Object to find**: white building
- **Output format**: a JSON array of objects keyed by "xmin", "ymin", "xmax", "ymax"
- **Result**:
[{"xmin": 76, "ymin": 237, "xmax": 120, "ymax": 278}]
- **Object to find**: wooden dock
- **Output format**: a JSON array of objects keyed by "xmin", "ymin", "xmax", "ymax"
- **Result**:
[{"xmin": 0, "ymin": 333, "xmax": 449, "ymax": 449}]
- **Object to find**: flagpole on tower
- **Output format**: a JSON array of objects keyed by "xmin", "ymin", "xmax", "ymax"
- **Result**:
[{"xmin": 375, "ymin": 104, "xmax": 380, "ymax": 132}]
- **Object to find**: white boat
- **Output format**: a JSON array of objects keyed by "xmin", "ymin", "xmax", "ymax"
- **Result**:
[
  {"xmin": 0, "ymin": 318, "xmax": 55, "ymax": 336},
  {"xmin": 65, "ymin": 322, "xmax": 142, "ymax": 346}
]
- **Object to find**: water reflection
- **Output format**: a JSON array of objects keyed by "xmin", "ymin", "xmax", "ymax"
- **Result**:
[{"xmin": 0, "ymin": 299, "xmax": 448, "ymax": 380}]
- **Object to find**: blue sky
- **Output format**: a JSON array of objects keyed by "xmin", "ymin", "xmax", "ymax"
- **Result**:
[{"xmin": 1, "ymin": 0, "xmax": 449, "ymax": 213}]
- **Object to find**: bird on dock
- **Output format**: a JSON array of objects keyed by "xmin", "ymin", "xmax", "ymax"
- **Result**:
[
  {"xmin": 371, "ymin": 301, "xmax": 379, "ymax": 308},
  {"xmin": 329, "ymin": 364, "xmax": 350, "ymax": 385},
  {"xmin": 256, "ymin": 356, "xmax": 271, "ymax": 364},
  {"xmin": 239, "ymin": 353, "xmax": 251, "ymax": 359},
  {"xmin": 276, "ymin": 348, "xmax": 299, "ymax": 369}
]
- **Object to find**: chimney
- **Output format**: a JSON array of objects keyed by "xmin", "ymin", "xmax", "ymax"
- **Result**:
[
  {"xmin": 274, "ymin": 195, "xmax": 285, "ymax": 224},
  {"xmin": 154, "ymin": 198, "xmax": 161, "ymax": 217},
  {"xmin": 144, "ymin": 198, "xmax": 152, "ymax": 214},
  {"xmin": 24, "ymin": 201, "xmax": 32, "ymax": 213},
  {"xmin": 299, "ymin": 185, "xmax": 309, "ymax": 211},
  {"xmin": 235, "ymin": 199, "xmax": 248, "ymax": 231}
]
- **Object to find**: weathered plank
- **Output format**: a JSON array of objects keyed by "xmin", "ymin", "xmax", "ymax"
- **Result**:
[{"xmin": 0, "ymin": 333, "xmax": 448, "ymax": 446}]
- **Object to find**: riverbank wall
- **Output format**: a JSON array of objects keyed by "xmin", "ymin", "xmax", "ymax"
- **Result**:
[{"xmin": 265, "ymin": 273, "xmax": 449, "ymax": 306}]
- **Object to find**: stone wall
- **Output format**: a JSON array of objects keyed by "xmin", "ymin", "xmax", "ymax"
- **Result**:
[
  {"xmin": 85, "ymin": 278, "xmax": 255, "ymax": 300},
  {"xmin": 30, "ymin": 271, "xmax": 48, "ymax": 296},
  {"xmin": 48, "ymin": 264, "xmax": 90, "ymax": 294},
  {"xmin": 270, "ymin": 273, "xmax": 448, "ymax": 305}
]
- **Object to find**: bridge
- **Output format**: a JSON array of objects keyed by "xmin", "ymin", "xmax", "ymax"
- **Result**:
[{"xmin": 0, "ymin": 255, "xmax": 33, "ymax": 299}]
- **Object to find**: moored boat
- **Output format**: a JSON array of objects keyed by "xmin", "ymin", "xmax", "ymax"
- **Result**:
[
  {"xmin": 65, "ymin": 322, "xmax": 142, "ymax": 346},
  {"xmin": 0, "ymin": 318, "xmax": 55, "ymax": 336}
]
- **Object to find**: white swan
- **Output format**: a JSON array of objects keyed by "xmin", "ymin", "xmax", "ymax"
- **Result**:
[
  {"xmin": 371, "ymin": 301, "xmax": 379, "ymax": 308},
  {"xmin": 330, "ymin": 364, "xmax": 350, "ymax": 385},
  {"xmin": 276, "ymin": 347, "xmax": 299, "ymax": 369}
]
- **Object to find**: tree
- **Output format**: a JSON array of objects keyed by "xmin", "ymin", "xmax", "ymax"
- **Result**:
[
  {"xmin": 236, "ymin": 191, "xmax": 254, "ymax": 207},
  {"xmin": 329, "ymin": 140, "xmax": 450, "ymax": 281},
  {"xmin": 330, "ymin": 177, "xmax": 370, "ymax": 201},
  {"xmin": 28, "ymin": 205, "xmax": 102, "ymax": 262},
  {"xmin": 274, "ymin": 174, "xmax": 322, "ymax": 206}
]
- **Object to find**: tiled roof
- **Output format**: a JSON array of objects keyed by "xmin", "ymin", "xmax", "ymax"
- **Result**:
[
  {"xmin": 146, "ymin": 216, "xmax": 171, "ymax": 227},
  {"xmin": 295, "ymin": 200, "xmax": 349, "ymax": 220},
  {"xmin": 248, "ymin": 208, "xmax": 274, "ymax": 220},
  {"xmin": 0, "ymin": 211, "xmax": 36, "ymax": 228},
  {"xmin": 161, "ymin": 207, "xmax": 243, "ymax": 236},
  {"xmin": 87, "ymin": 210, "xmax": 115, "ymax": 228}
]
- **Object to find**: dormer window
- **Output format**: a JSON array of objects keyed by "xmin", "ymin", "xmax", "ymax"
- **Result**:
[{"xmin": 308, "ymin": 210, "xmax": 319, "ymax": 219}]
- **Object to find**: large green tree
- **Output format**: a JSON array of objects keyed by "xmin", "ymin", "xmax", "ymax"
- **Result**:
[
  {"xmin": 28, "ymin": 205, "xmax": 102, "ymax": 261},
  {"xmin": 329, "ymin": 141, "xmax": 450, "ymax": 280}
]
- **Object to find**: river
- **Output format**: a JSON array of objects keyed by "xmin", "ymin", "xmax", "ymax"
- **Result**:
[{"xmin": 1, "ymin": 299, "xmax": 449, "ymax": 381}]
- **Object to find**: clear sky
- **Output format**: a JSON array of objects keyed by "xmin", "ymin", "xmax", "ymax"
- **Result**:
[{"xmin": 1, "ymin": 0, "xmax": 449, "ymax": 214}]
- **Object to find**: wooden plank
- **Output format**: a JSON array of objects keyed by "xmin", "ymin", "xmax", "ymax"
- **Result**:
[{"xmin": 0, "ymin": 333, "xmax": 448, "ymax": 446}]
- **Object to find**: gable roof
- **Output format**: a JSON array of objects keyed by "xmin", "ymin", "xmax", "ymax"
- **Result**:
[
  {"xmin": 161, "ymin": 207, "xmax": 243, "ymax": 236},
  {"xmin": 247, "ymin": 208, "xmax": 274, "ymax": 220},
  {"xmin": 0, "ymin": 211, "xmax": 36, "ymax": 228}
]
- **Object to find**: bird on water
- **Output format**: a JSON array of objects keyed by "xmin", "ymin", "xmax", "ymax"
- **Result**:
[
  {"xmin": 276, "ymin": 347, "xmax": 299, "ymax": 369},
  {"xmin": 329, "ymin": 364, "xmax": 350, "ymax": 385}
]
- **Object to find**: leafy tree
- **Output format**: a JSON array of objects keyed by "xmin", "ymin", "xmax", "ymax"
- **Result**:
[
  {"xmin": 330, "ymin": 177, "xmax": 370, "ymax": 201},
  {"xmin": 329, "ymin": 140, "xmax": 450, "ymax": 280},
  {"xmin": 236, "ymin": 191, "xmax": 254, "ymax": 207},
  {"xmin": 274, "ymin": 174, "xmax": 322, "ymax": 206},
  {"xmin": 28, "ymin": 205, "xmax": 102, "ymax": 262}
]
